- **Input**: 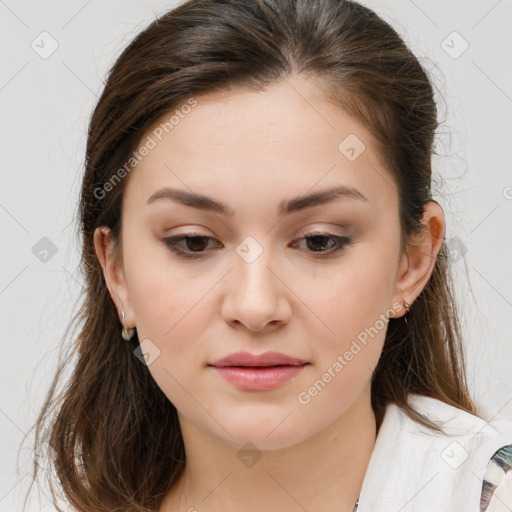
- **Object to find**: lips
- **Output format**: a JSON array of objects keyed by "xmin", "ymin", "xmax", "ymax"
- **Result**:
[
  {"xmin": 209, "ymin": 350, "xmax": 307, "ymax": 368},
  {"xmin": 208, "ymin": 351, "xmax": 310, "ymax": 391}
]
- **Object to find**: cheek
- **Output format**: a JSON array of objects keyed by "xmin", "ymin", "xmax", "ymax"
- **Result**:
[
  {"xmin": 297, "ymin": 240, "xmax": 399, "ymax": 390},
  {"xmin": 132, "ymin": 276, "xmax": 212, "ymax": 352},
  {"xmin": 125, "ymin": 235, "xmax": 209, "ymax": 338},
  {"xmin": 127, "ymin": 264, "xmax": 213, "ymax": 408},
  {"xmin": 305, "ymin": 251, "xmax": 397, "ymax": 342}
]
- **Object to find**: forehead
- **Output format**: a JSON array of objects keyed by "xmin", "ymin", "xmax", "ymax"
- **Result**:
[{"xmin": 125, "ymin": 76, "xmax": 398, "ymax": 215}]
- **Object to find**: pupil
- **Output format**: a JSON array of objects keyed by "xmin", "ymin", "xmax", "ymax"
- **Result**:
[
  {"xmin": 308, "ymin": 235, "xmax": 329, "ymax": 251},
  {"xmin": 187, "ymin": 236, "xmax": 207, "ymax": 251}
]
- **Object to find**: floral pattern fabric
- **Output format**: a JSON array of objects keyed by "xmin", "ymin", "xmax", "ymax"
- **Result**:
[
  {"xmin": 351, "ymin": 444, "xmax": 512, "ymax": 512},
  {"xmin": 480, "ymin": 444, "xmax": 512, "ymax": 511}
]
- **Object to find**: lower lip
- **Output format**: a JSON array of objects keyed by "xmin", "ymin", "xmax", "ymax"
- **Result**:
[{"xmin": 211, "ymin": 364, "xmax": 308, "ymax": 391}]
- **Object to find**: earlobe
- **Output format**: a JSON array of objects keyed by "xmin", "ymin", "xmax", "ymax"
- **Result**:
[
  {"xmin": 93, "ymin": 226, "xmax": 135, "ymax": 328},
  {"xmin": 391, "ymin": 201, "xmax": 446, "ymax": 314}
]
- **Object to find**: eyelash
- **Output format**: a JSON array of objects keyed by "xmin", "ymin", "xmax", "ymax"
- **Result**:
[{"xmin": 162, "ymin": 232, "xmax": 352, "ymax": 260}]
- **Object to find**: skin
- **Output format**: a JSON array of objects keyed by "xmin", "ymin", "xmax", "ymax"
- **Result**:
[{"xmin": 94, "ymin": 75, "xmax": 445, "ymax": 511}]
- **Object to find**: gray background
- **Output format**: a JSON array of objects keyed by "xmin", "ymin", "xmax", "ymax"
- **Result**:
[{"xmin": 1, "ymin": 0, "xmax": 511, "ymax": 510}]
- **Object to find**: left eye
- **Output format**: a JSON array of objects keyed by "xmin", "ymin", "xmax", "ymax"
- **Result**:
[
  {"xmin": 292, "ymin": 232, "xmax": 351, "ymax": 254},
  {"xmin": 162, "ymin": 232, "xmax": 351, "ymax": 259}
]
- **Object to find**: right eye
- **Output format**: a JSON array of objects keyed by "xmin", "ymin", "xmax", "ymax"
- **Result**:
[{"xmin": 162, "ymin": 234, "xmax": 222, "ymax": 259}]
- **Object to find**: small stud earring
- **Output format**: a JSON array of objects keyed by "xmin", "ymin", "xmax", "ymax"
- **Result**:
[
  {"xmin": 403, "ymin": 300, "xmax": 411, "ymax": 325},
  {"xmin": 120, "ymin": 310, "xmax": 135, "ymax": 341}
]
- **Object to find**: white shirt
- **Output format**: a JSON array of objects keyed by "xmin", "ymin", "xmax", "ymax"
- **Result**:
[{"xmin": 356, "ymin": 393, "xmax": 512, "ymax": 512}]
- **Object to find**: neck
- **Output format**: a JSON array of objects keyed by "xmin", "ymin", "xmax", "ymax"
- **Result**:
[{"xmin": 160, "ymin": 386, "xmax": 377, "ymax": 512}]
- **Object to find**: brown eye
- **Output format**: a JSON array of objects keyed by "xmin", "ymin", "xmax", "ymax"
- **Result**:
[
  {"xmin": 163, "ymin": 235, "xmax": 222, "ymax": 259},
  {"xmin": 182, "ymin": 236, "xmax": 210, "ymax": 252},
  {"xmin": 305, "ymin": 234, "xmax": 336, "ymax": 252},
  {"xmin": 292, "ymin": 232, "xmax": 352, "ymax": 255}
]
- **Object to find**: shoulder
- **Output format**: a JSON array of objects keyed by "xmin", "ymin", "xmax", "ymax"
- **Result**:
[
  {"xmin": 403, "ymin": 393, "xmax": 512, "ymax": 440},
  {"xmin": 402, "ymin": 394, "xmax": 512, "ymax": 511},
  {"xmin": 358, "ymin": 395, "xmax": 512, "ymax": 511}
]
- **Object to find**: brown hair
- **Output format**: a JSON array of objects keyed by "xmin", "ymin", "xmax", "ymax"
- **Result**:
[{"xmin": 25, "ymin": 0, "xmax": 480, "ymax": 510}]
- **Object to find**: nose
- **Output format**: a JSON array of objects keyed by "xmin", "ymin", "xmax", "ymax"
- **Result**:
[{"xmin": 221, "ymin": 245, "xmax": 292, "ymax": 332}]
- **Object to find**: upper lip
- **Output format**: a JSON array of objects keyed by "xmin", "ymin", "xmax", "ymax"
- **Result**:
[{"xmin": 209, "ymin": 351, "xmax": 308, "ymax": 367}]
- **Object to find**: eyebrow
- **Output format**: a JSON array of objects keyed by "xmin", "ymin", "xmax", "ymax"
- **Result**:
[{"xmin": 146, "ymin": 185, "xmax": 369, "ymax": 216}]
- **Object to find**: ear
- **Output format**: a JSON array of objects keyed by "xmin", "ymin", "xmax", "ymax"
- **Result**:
[
  {"xmin": 391, "ymin": 201, "xmax": 446, "ymax": 317},
  {"xmin": 93, "ymin": 226, "xmax": 136, "ymax": 329}
]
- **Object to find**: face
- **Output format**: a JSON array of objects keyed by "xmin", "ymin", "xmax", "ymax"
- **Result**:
[{"xmin": 96, "ymin": 76, "xmax": 437, "ymax": 451}]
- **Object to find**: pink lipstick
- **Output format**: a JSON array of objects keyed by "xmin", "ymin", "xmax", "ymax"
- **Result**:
[{"xmin": 209, "ymin": 351, "xmax": 309, "ymax": 391}]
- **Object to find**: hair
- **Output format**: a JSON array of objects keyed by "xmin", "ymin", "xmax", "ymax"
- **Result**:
[{"xmin": 24, "ymin": 0, "xmax": 481, "ymax": 510}]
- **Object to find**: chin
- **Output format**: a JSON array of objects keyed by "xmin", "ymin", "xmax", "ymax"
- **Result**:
[{"xmin": 210, "ymin": 414, "xmax": 315, "ymax": 452}]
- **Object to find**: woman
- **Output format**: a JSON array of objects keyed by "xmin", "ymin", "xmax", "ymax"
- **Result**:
[{"xmin": 28, "ymin": 0, "xmax": 512, "ymax": 511}]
